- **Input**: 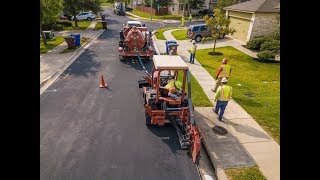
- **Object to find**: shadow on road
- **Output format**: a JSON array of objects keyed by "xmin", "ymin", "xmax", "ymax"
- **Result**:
[
  {"xmin": 147, "ymin": 124, "xmax": 184, "ymax": 155},
  {"xmin": 120, "ymin": 59, "xmax": 154, "ymax": 73},
  {"xmin": 68, "ymin": 49, "xmax": 101, "ymax": 77}
]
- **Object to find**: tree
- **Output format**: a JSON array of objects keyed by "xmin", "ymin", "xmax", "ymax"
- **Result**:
[
  {"xmin": 204, "ymin": 9, "xmax": 236, "ymax": 55},
  {"xmin": 144, "ymin": 0, "xmax": 173, "ymax": 8},
  {"xmin": 63, "ymin": 0, "xmax": 82, "ymax": 27},
  {"xmin": 63, "ymin": 0, "xmax": 102, "ymax": 27},
  {"xmin": 217, "ymin": 0, "xmax": 238, "ymax": 14},
  {"xmin": 40, "ymin": 0, "xmax": 63, "ymax": 45},
  {"xmin": 82, "ymin": 0, "xmax": 102, "ymax": 13}
]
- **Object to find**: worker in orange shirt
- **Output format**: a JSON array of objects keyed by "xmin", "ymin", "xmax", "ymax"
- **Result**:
[{"xmin": 212, "ymin": 58, "xmax": 231, "ymax": 92}]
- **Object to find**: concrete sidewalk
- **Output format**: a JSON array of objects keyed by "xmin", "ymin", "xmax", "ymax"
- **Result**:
[
  {"xmin": 40, "ymin": 21, "xmax": 104, "ymax": 89},
  {"xmin": 154, "ymin": 29, "xmax": 280, "ymax": 180}
]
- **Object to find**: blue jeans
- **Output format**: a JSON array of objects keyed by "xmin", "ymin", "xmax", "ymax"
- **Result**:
[
  {"xmin": 189, "ymin": 52, "xmax": 195, "ymax": 63},
  {"xmin": 214, "ymin": 101, "xmax": 228, "ymax": 121}
]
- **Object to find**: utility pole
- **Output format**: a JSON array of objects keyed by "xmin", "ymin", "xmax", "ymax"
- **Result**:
[{"xmin": 150, "ymin": 0, "xmax": 153, "ymax": 20}]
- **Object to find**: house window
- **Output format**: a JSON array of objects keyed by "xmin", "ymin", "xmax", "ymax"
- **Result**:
[{"xmin": 172, "ymin": 7, "xmax": 174, "ymax": 11}]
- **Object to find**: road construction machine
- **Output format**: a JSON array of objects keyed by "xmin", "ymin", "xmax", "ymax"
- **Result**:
[
  {"xmin": 113, "ymin": 1, "xmax": 126, "ymax": 16},
  {"xmin": 138, "ymin": 55, "xmax": 202, "ymax": 163},
  {"xmin": 119, "ymin": 23, "xmax": 153, "ymax": 62}
]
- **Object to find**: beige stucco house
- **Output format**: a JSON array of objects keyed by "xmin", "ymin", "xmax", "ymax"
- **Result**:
[{"xmin": 224, "ymin": 0, "xmax": 280, "ymax": 43}]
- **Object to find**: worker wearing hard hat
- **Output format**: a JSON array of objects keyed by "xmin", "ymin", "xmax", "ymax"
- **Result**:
[
  {"xmin": 165, "ymin": 79, "xmax": 182, "ymax": 99},
  {"xmin": 181, "ymin": 16, "xmax": 185, "ymax": 27},
  {"xmin": 189, "ymin": 14, "xmax": 192, "ymax": 23},
  {"xmin": 212, "ymin": 58, "xmax": 231, "ymax": 92},
  {"xmin": 189, "ymin": 40, "xmax": 197, "ymax": 64},
  {"xmin": 214, "ymin": 77, "xmax": 232, "ymax": 122}
]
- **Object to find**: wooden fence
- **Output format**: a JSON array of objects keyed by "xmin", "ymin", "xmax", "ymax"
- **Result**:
[{"xmin": 135, "ymin": 5, "xmax": 168, "ymax": 16}]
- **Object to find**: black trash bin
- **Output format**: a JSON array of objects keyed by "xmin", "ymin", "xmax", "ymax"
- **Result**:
[
  {"xmin": 101, "ymin": 14, "xmax": 106, "ymax": 21},
  {"xmin": 101, "ymin": 21, "xmax": 107, "ymax": 29},
  {"xmin": 64, "ymin": 36, "xmax": 76, "ymax": 49}
]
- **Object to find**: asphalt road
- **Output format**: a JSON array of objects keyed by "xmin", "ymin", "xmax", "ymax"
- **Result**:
[{"xmin": 40, "ymin": 7, "xmax": 200, "ymax": 180}]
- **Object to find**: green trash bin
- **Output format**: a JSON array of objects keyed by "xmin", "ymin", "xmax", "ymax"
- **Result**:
[{"xmin": 43, "ymin": 31, "xmax": 55, "ymax": 40}]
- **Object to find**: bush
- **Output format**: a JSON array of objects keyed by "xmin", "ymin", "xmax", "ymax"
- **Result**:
[
  {"xmin": 257, "ymin": 50, "xmax": 275, "ymax": 61},
  {"xmin": 246, "ymin": 36, "xmax": 271, "ymax": 50},
  {"xmin": 52, "ymin": 24, "xmax": 63, "ymax": 31},
  {"xmin": 42, "ymin": 23, "xmax": 54, "ymax": 31},
  {"xmin": 57, "ymin": 20, "xmax": 72, "ymax": 27},
  {"xmin": 260, "ymin": 40, "xmax": 280, "ymax": 53}
]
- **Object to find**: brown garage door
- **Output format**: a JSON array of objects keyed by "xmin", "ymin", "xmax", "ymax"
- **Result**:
[{"xmin": 229, "ymin": 16, "xmax": 251, "ymax": 43}]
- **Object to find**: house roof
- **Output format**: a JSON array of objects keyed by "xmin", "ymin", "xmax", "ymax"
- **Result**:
[{"xmin": 224, "ymin": 0, "xmax": 280, "ymax": 13}]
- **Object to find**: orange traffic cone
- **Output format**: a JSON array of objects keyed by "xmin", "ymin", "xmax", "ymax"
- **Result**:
[{"xmin": 100, "ymin": 74, "xmax": 107, "ymax": 88}]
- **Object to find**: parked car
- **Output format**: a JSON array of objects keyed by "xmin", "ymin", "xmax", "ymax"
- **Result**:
[
  {"xmin": 124, "ymin": 21, "xmax": 143, "ymax": 27},
  {"xmin": 71, "ymin": 11, "xmax": 96, "ymax": 21},
  {"xmin": 197, "ymin": 9, "xmax": 214, "ymax": 17},
  {"xmin": 125, "ymin": 5, "xmax": 133, "ymax": 11},
  {"xmin": 187, "ymin": 24, "xmax": 225, "ymax": 42},
  {"xmin": 60, "ymin": 14, "xmax": 67, "ymax": 20}
]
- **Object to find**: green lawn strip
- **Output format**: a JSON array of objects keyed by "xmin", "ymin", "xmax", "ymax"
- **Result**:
[
  {"xmin": 155, "ymin": 26, "xmax": 181, "ymax": 40},
  {"xmin": 171, "ymin": 29, "xmax": 188, "ymax": 40},
  {"xmin": 40, "ymin": 36, "xmax": 65, "ymax": 54},
  {"xmin": 195, "ymin": 46, "xmax": 280, "ymax": 143},
  {"xmin": 100, "ymin": 2, "xmax": 113, "ymax": 6},
  {"xmin": 94, "ymin": 22, "xmax": 102, "ymax": 30},
  {"xmin": 225, "ymin": 166, "xmax": 267, "ymax": 180},
  {"xmin": 131, "ymin": 8, "xmax": 182, "ymax": 20},
  {"xmin": 63, "ymin": 21, "xmax": 91, "ymax": 30},
  {"xmin": 59, "ymin": 37, "xmax": 90, "ymax": 54},
  {"xmin": 177, "ymin": 71, "xmax": 213, "ymax": 107}
]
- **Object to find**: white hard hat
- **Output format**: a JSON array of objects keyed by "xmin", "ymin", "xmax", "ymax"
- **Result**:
[
  {"xmin": 192, "ymin": 40, "xmax": 196, "ymax": 44},
  {"xmin": 221, "ymin": 78, "xmax": 228, "ymax": 83}
]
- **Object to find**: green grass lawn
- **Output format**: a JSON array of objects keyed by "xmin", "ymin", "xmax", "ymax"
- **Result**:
[
  {"xmin": 195, "ymin": 46, "xmax": 280, "ymax": 143},
  {"xmin": 63, "ymin": 21, "xmax": 91, "ymax": 30},
  {"xmin": 171, "ymin": 29, "xmax": 188, "ymax": 40},
  {"xmin": 100, "ymin": 2, "xmax": 113, "ymax": 6},
  {"xmin": 131, "ymin": 8, "xmax": 183, "ymax": 20},
  {"xmin": 59, "ymin": 37, "xmax": 90, "ymax": 54},
  {"xmin": 94, "ymin": 22, "xmax": 103, "ymax": 30},
  {"xmin": 177, "ymin": 71, "xmax": 213, "ymax": 107},
  {"xmin": 225, "ymin": 166, "xmax": 266, "ymax": 180},
  {"xmin": 40, "ymin": 36, "xmax": 65, "ymax": 54},
  {"xmin": 155, "ymin": 26, "xmax": 181, "ymax": 40}
]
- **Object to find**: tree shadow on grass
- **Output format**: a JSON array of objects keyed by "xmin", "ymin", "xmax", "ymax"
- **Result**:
[{"xmin": 208, "ymin": 51, "xmax": 223, "ymax": 56}]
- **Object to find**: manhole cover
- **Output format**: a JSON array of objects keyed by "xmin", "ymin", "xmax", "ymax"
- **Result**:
[{"xmin": 212, "ymin": 126, "xmax": 228, "ymax": 135}]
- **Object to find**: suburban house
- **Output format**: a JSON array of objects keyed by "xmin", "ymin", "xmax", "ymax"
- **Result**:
[{"xmin": 224, "ymin": 0, "xmax": 280, "ymax": 43}]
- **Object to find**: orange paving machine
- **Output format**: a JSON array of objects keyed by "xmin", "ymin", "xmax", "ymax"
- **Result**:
[{"xmin": 138, "ymin": 55, "xmax": 202, "ymax": 163}]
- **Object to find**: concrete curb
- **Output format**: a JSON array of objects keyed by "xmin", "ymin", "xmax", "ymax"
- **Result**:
[
  {"xmin": 40, "ymin": 29, "xmax": 105, "ymax": 90},
  {"xmin": 151, "ymin": 32, "xmax": 161, "ymax": 55}
]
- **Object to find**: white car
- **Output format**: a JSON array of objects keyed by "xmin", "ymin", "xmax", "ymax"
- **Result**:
[
  {"xmin": 124, "ymin": 21, "xmax": 143, "ymax": 27},
  {"xmin": 71, "ymin": 12, "xmax": 96, "ymax": 21}
]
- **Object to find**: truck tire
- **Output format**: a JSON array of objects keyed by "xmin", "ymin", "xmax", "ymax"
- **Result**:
[
  {"xmin": 145, "ymin": 113, "xmax": 151, "ymax": 126},
  {"xmin": 195, "ymin": 35, "xmax": 202, "ymax": 42}
]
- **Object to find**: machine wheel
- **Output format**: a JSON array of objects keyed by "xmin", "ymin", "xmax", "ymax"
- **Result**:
[
  {"xmin": 142, "ymin": 92, "xmax": 147, "ymax": 105},
  {"xmin": 195, "ymin": 35, "xmax": 202, "ymax": 42},
  {"xmin": 145, "ymin": 113, "xmax": 151, "ymax": 126},
  {"xmin": 87, "ymin": 17, "xmax": 92, "ymax": 21}
]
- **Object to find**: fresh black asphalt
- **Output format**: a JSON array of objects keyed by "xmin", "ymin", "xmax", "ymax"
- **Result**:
[{"xmin": 40, "ymin": 7, "xmax": 199, "ymax": 180}]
